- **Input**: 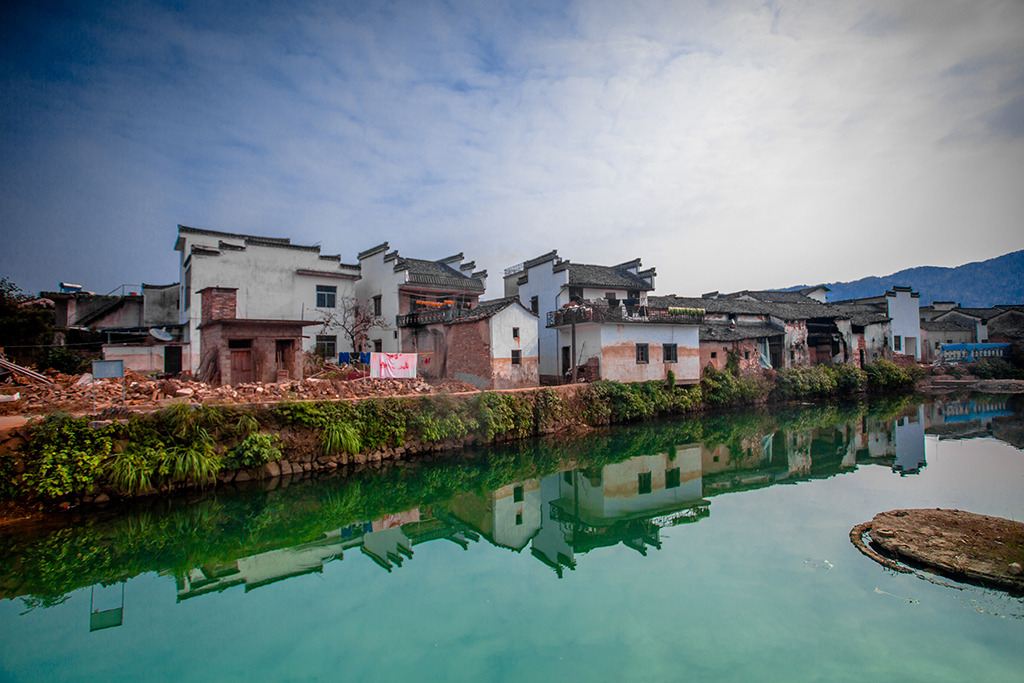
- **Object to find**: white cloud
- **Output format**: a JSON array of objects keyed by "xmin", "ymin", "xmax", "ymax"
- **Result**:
[{"xmin": 1, "ymin": 0, "xmax": 1022, "ymax": 298}]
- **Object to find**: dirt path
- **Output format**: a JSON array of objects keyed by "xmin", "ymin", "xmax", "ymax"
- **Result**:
[{"xmin": 851, "ymin": 509, "xmax": 1024, "ymax": 593}]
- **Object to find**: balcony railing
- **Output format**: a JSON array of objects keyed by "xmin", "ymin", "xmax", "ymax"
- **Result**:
[
  {"xmin": 396, "ymin": 307, "xmax": 472, "ymax": 327},
  {"xmin": 546, "ymin": 302, "xmax": 705, "ymax": 328}
]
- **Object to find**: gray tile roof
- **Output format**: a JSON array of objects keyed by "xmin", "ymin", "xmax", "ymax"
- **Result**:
[
  {"xmin": 649, "ymin": 295, "xmax": 850, "ymax": 321},
  {"xmin": 450, "ymin": 297, "xmax": 533, "ymax": 324},
  {"xmin": 561, "ymin": 263, "xmax": 654, "ymax": 291},
  {"xmin": 398, "ymin": 257, "xmax": 486, "ymax": 292},
  {"xmin": 700, "ymin": 322, "xmax": 784, "ymax": 342}
]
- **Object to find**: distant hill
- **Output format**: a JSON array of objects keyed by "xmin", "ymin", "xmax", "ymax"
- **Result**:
[{"xmin": 789, "ymin": 250, "xmax": 1024, "ymax": 307}]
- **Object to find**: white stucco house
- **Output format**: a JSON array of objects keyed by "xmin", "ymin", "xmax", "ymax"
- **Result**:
[
  {"xmin": 832, "ymin": 286, "xmax": 921, "ymax": 360},
  {"xmin": 175, "ymin": 225, "xmax": 361, "ymax": 374},
  {"xmin": 355, "ymin": 242, "xmax": 487, "ymax": 354},
  {"xmin": 505, "ymin": 250, "xmax": 701, "ymax": 384}
]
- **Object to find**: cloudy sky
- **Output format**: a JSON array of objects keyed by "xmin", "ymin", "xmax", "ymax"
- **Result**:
[{"xmin": 2, "ymin": 0, "xmax": 1023, "ymax": 299}]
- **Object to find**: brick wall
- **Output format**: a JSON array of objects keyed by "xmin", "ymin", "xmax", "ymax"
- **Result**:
[
  {"xmin": 446, "ymin": 320, "xmax": 493, "ymax": 388},
  {"xmin": 200, "ymin": 287, "xmax": 238, "ymax": 324}
]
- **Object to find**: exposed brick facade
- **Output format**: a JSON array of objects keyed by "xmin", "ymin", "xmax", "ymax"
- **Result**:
[{"xmin": 200, "ymin": 287, "xmax": 238, "ymax": 324}]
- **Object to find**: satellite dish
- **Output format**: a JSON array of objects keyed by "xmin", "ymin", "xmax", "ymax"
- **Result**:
[{"xmin": 149, "ymin": 328, "xmax": 173, "ymax": 342}]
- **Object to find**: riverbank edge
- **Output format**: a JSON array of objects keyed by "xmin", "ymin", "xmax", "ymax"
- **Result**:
[{"xmin": 0, "ymin": 369, "xmax": 1018, "ymax": 516}]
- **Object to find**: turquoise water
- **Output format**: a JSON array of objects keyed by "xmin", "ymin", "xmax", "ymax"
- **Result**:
[{"xmin": 1, "ymin": 398, "xmax": 1022, "ymax": 681}]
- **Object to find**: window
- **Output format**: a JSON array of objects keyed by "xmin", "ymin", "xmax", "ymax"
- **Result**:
[
  {"xmin": 663, "ymin": 343, "xmax": 677, "ymax": 363},
  {"xmin": 513, "ymin": 485, "xmax": 524, "ymax": 502},
  {"xmin": 372, "ymin": 295, "xmax": 382, "ymax": 316},
  {"xmin": 710, "ymin": 351, "xmax": 717, "ymax": 359},
  {"xmin": 530, "ymin": 295, "xmax": 538, "ymax": 314},
  {"xmin": 315, "ymin": 335, "xmax": 337, "ymax": 358},
  {"xmin": 935, "ymin": 341, "xmax": 941, "ymax": 349},
  {"xmin": 744, "ymin": 351, "xmax": 750, "ymax": 360},
  {"xmin": 512, "ymin": 327, "xmax": 519, "ymax": 340},
  {"xmin": 316, "ymin": 285, "xmax": 336, "ymax": 309},
  {"xmin": 183, "ymin": 267, "xmax": 191, "ymax": 311},
  {"xmin": 638, "ymin": 472, "xmax": 652, "ymax": 495},
  {"xmin": 568, "ymin": 286, "xmax": 583, "ymax": 301},
  {"xmin": 894, "ymin": 335, "xmax": 902, "ymax": 351},
  {"xmin": 511, "ymin": 349, "xmax": 522, "ymax": 365},
  {"xmin": 563, "ymin": 471, "xmax": 573, "ymax": 484},
  {"xmin": 666, "ymin": 467, "xmax": 681, "ymax": 489},
  {"xmin": 228, "ymin": 339, "xmax": 252, "ymax": 349},
  {"xmin": 373, "ymin": 339, "xmax": 383, "ymax": 352},
  {"xmin": 636, "ymin": 343, "xmax": 649, "ymax": 364},
  {"xmin": 515, "ymin": 512, "xmax": 523, "ymax": 526}
]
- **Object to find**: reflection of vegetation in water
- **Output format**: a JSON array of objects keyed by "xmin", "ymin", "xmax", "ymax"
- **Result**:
[{"xmin": 0, "ymin": 398, "xmax": 929, "ymax": 603}]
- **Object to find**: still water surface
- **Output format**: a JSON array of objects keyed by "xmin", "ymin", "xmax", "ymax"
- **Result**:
[{"xmin": 1, "ymin": 396, "xmax": 1022, "ymax": 681}]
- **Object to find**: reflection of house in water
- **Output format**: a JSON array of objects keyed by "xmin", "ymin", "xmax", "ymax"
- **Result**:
[
  {"xmin": 449, "ymin": 481, "xmax": 543, "ymax": 551},
  {"xmin": 893, "ymin": 405, "xmax": 926, "ymax": 475},
  {"xmin": 174, "ymin": 508, "xmax": 478, "ymax": 600},
  {"xmin": 923, "ymin": 396, "xmax": 1021, "ymax": 447},
  {"xmin": 527, "ymin": 447, "xmax": 710, "ymax": 577}
]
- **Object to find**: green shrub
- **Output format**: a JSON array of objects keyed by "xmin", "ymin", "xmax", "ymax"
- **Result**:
[
  {"xmin": 966, "ymin": 358, "xmax": 1024, "ymax": 380},
  {"xmin": 23, "ymin": 415, "xmax": 112, "ymax": 498},
  {"xmin": 864, "ymin": 359, "xmax": 919, "ymax": 392},
  {"xmin": 105, "ymin": 446, "xmax": 164, "ymax": 495},
  {"xmin": 229, "ymin": 433, "xmax": 282, "ymax": 469},
  {"xmin": 358, "ymin": 398, "xmax": 408, "ymax": 449},
  {"xmin": 319, "ymin": 421, "xmax": 361, "ymax": 455}
]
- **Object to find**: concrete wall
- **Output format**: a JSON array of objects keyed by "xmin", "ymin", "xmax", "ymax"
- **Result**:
[
  {"xmin": 142, "ymin": 284, "xmax": 180, "ymax": 326},
  {"xmin": 563, "ymin": 322, "xmax": 700, "ymax": 384},
  {"xmin": 102, "ymin": 344, "xmax": 172, "ymax": 374},
  {"xmin": 515, "ymin": 256, "xmax": 569, "ymax": 380},
  {"xmin": 488, "ymin": 305, "xmax": 540, "ymax": 389},
  {"xmin": 354, "ymin": 249, "xmax": 404, "ymax": 353},
  {"xmin": 886, "ymin": 289, "xmax": 921, "ymax": 359}
]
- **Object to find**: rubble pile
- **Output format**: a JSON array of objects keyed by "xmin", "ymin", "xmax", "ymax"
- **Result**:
[{"xmin": 1, "ymin": 369, "xmax": 481, "ymax": 415}]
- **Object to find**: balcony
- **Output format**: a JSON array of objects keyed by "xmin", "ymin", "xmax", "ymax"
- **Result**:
[
  {"xmin": 396, "ymin": 306, "xmax": 471, "ymax": 327},
  {"xmin": 547, "ymin": 302, "xmax": 705, "ymax": 328}
]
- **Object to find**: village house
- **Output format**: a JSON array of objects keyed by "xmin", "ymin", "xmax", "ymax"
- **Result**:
[
  {"xmin": 918, "ymin": 302, "xmax": 1024, "ymax": 362},
  {"xmin": 650, "ymin": 290, "xmax": 858, "ymax": 372},
  {"xmin": 399, "ymin": 296, "xmax": 539, "ymax": 389},
  {"xmin": 197, "ymin": 286, "xmax": 315, "ymax": 385},
  {"xmin": 831, "ymin": 287, "xmax": 921, "ymax": 360},
  {"xmin": 505, "ymin": 251, "xmax": 700, "ymax": 385},
  {"xmin": 43, "ymin": 282, "xmax": 186, "ymax": 374},
  {"xmin": 355, "ymin": 242, "xmax": 487, "ymax": 354},
  {"xmin": 175, "ymin": 225, "xmax": 361, "ymax": 374}
]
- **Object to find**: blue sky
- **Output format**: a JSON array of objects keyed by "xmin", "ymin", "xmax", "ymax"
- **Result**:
[{"xmin": 2, "ymin": 0, "xmax": 1023, "ymax": 298}]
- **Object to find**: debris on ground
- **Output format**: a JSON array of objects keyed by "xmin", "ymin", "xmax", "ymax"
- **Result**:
[{"xmin": 0, "ymin": 367, "xmax": 482, "ymax": 415}]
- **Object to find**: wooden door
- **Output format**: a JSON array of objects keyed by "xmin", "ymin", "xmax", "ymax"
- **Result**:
[{"xmin": 230, "ymin": 349, "xmax": 252, "ymax": 384}]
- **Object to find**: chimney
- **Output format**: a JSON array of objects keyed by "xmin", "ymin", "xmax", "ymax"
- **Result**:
[{"xmin": 200, "ymin": 287, "xmax": 238, "ymax": 325}]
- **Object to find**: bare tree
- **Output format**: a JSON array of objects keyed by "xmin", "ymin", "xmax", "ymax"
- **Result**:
[{"xmin": 317, "ymin": 296, "xmax": 389, "ymax": 356}]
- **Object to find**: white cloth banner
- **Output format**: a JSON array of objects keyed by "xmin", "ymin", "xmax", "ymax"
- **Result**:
[{"xmin": 370, "ymin": 352, "xmax": 417, "ymax": 379}]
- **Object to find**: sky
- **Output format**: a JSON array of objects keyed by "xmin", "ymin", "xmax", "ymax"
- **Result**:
[{"xmin": 2, "ymin": 0, "xmax": 1023, "ymax": 299}]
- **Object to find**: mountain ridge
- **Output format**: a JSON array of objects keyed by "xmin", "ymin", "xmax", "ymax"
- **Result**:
[{"xmin": 783, "ymin": 250, "xmax": 1024, "ymax": 307}]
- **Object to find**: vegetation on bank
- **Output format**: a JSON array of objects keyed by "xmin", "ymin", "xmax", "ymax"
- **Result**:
[{"xmin": 0, "ymin": 358, "xmax": 925, "ymax": 504}]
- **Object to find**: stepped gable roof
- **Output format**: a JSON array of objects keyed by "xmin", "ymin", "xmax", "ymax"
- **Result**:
[
  {"xmin": 649, "ymin": 295, "xmax": 849, "ymax": 321},
  {"xmin": 450, "ymin": 297, "xmax": 534, "ymax": 324},
  {"xmin": 396, "ymin": 257, "xmax": 486, "ymax": 292},
  {"xmin": 700, "ymin": 321, "xmax": 784, "ymax": 342},
  {"xmin": 558, "ymin": 262, "xmax": 654, "ymax": 291}
]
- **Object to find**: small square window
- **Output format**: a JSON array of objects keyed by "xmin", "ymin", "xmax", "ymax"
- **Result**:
[
  {"xmin": 666, "ymin": 467, "xmax": 680, "ymax": 489},
  {"xmin": 744, "ymin": 351, "xmax": 750, "ymax": 360},
  {"xmin": 663, "ymin": 343, "xmax": 677, "ymax": 363},
  {"xmin": 513, "ymin": 485, "xmax": 524, "ymax": 502},
  {"xmin": 512, "ymin": 327, "xmax": 519, "ymax": 340},
  {"xmin": 636, "ymin": 343, "xmax": 649, "ymax": 364},
  {"xmin": 511, "ymin": 349, "xmax": 522, "ymax": 365},
  {"xmin": 373, "ymin": 339, "xmax": 383, "ymax": 352},
  {"xmin": 316, "ymin": 285, "xmax": 336, "ymax": 309},
  {"xmin": 638, "ymin": 472, "xmax": 652, "ymax": 495},
  {"xmin": 515, "ymin": 512, "xmax": 523, "ymax": 526}
]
